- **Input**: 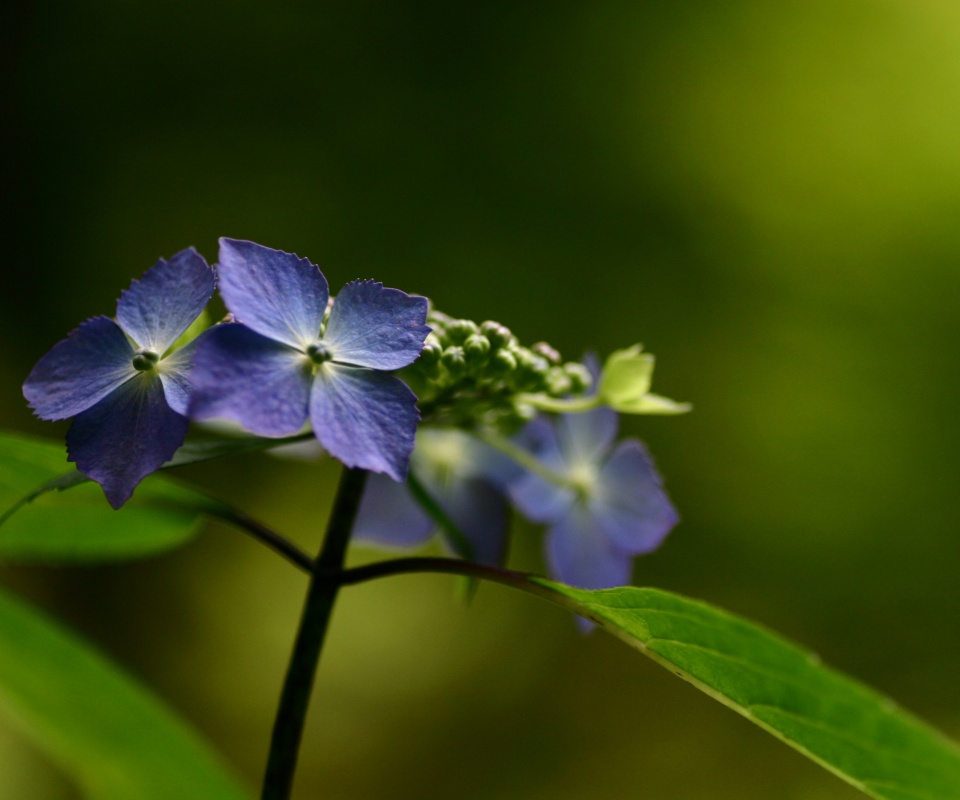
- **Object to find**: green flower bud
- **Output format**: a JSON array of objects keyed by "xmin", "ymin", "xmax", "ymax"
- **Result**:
[
  {"xmin": 428, "ymin": 309, "xmax": 454, "ymax": 325},
  {"xmin": 531, "ymin": 341, "xmax": 561, "ymax": 365},
  {"xmin": 463, "ymin": 333, "xmax": 491, "ymax": 367},
  {"xmin": 441, "ymin": 345, "xmax": 467, "ymax": 374},
  {"xmin": 545, "ymin": 367, "xmax": 573, "ymax": 396},
  {"xmin": 481, "ymin": 321, "xmax": 513, "ymax": 349},
  {"xmin": 427, "ymin": 322, "xmax": 450, "ymax": 347},
  {"xmin": 446, "ymin": 319, "xmax": 479, "ymax": 344},
  {"xmin": 417, "ymin": 339, "xmax": 443, "ymax": 367},
  {"xmin": 489, "ymin": 349, "xmax": 517, "ymax": 374},
  {"xmin": 498, "ymin": 401, "xmax": 538, "ymax": 430},
  {"xmin": 512, "ymin": 348, "xmax": 550, "ymax": 391},
  {"xmin": 564, "ymin": 362, "xmax": 593, "ymax": 394}
]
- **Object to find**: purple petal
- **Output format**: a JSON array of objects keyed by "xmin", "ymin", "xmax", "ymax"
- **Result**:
[
  {"xmin": 433, "ymin": 477, "xmax": 509, "ymax": 565},
  {"xmin": 323, "ymin": 280, "xmax": 429, "ymax": 369},
  {"xmin": 557, "ymin": 406, "xmax": 618, "ymax": 466},
  {"xmin": 116, "ymin": 247, "xmax": 215, "ymax": 353},
  {"xmin": 23, "ymin": 317, "xmax": 136, "ymax": 421},
  {"xmin": 353, "ymin": 473, "xmax": 434, "ymax": 548},
  {"xmin": 67, "ymin": 374, "xmax": 188, "ymax": 509},
  {"xmin": 189, "ymin": 324, "xmax": 310, "ymax": 436},
  {"xmin": 509, "ymin": 472, "xmax": 573, "ymax": 525},
  {"xmin": 414, "ymin": 427, "xmax": 523, "ymax": 489},
  {"xmin": 545, "ymin": 504, "xmax": 634, "ymax": 589},
  {"xmin": 458, "ymin": 435, "xmax": 525, "ymax": 490},
  {"xmin": 217, "ymin": 238, "xmax": 328, "ymax": 349},
  {"xmin": 309, "ymin": 365, "xmax": 418, "ymax": 480},
  {"xmin": 508, "ymin": 420, "xmax": 574, "ymax": 523},
  {"xmin": 156, "ymin": 332, "xmax": 208, "ymax": 416},
  {"xmin": 592, "ymin": 439, "xmax": 678, "ymax": 554}
]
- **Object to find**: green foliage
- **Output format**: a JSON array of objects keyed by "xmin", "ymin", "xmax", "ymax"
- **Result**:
[
  {"xmin": 0, "ymin": 432, "xmax": 204, "ymax": 563},
  {"xmin": 534, "ymin": 580, "xmax": 960, "ymax": 800},
  {"xmin": 0, "ymin": 582, "xmax": 251, "ymax": 800},
  {"xmin": 598, "ymin": 346, "xmax": 692, "ymax": 415}
]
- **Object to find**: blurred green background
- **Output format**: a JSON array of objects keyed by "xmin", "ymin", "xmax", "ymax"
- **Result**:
[{"xmin": 4, "ymin": 1, "xmax": 960, "ymax": 797}]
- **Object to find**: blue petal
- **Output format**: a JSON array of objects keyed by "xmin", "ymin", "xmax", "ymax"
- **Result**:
[
  {"xmin": 557, "ymin": 406, "xmax": 618, "ymax": 466},
  {"xmin": 592, "ymin": 439, "xmax": 678, "ymax": 554},
  {"xmin": 156, "ymin": 333, "xmax": 207, "ymax": 416},
  {"xmin": 507, "ymin": 419, "xmax": 574, "ymax": 523},
  {"xmin": 432, "ymin": 477, "xmax": 509, "ymax": 565},
  {"xmin": 23, "ymin": 317, "xmax": 136, "ymax": 421},
  {"xmin": 323, "ymin": 280, "xmax": 429, "ymax": 369},
  {"xmin": 354, "ymin": 471, "xmax": 509, "ymax": 565},
  {"xmin": 67, "ymin": 373, "xmax": 189, "ymax": 509},
  {"xmin": 353, "ymin": 473, "xmax": 434, "ymax": 548},
  {"xmin": 545, "ymin": 504, "xmax": 634, "ymax": 589},
  {"xmin": 414, "ymin": 427, "xmax": 523, "ymax": 489},
  {"xmin": 115, "ymin": 247, "xmax": 216, "ymax": 353},
  {"xmin": 309, "ymin": 364, "xmax": 418, "ymax": 481},
  {"xmin": 458, "ymin": 435, "xmax": 525, "ymax": 490},
  {"xmin": 217, "ymin": 238, "xmax": 328, "ymax": 349},
  {"xmin": 189, "ymin": 324, "xmax": 311, "ymax": 436}
]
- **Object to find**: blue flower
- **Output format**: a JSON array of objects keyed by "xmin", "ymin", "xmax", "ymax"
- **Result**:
[
  {"xmin": 22, "ymin": 248, "xmax": 216, "ymax": 508},
  {"xmin": 509, "ymin": 407, "xmax": 678, "ymax": 590},
  {"xmin": 353, "ymin": 427, "xmax": 520, "ymax": 564},
  {"xmin": 189, "ymin": 238, "xmax": 429, "ymax": 480}
]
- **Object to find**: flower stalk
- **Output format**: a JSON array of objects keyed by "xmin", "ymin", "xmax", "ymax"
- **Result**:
[{"xmin": 261, "ymin": 467, "xmax": 368, "ymax": 800}]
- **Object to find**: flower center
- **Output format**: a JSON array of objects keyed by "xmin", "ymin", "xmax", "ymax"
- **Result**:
[
  {"xmin": 305, "ymin": 342, "xmax": 332, "ymax": 365},
  {"xmin": 417, "ymin": 428, "xmax": 471, "ymax": 486},
  {"xmin": 567, "ymin": 461, "xmax": 598, "ymax": 500},
  {"xmin": 131, "ymin": 349, "xmax": 160, "ymax": 372}
]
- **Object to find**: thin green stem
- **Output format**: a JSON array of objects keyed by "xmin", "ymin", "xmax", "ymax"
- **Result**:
[
  {"xmin": 334, "ymin": 555, "xmax": 533, "ymax": 590},
  {"xmin": 260, "ymin": 467, "xmax": 368, "ymax": 800},
  {"xmin": 196, "ymin": 499, "xmax": 314, "ymax": 573},
  {"xmin": 470, "ymin": 429, "xmax": 577, "ymax": 491},
  {"xmin": 330, "ymin": 556, "xmax": 574, "ymax": 614},
  {"xmin": 515, "ymin": 393, "xmax": 600, "ymax": 414},
  {"xmin": 406, "ymin": 470, "xmax": 474, "ymax": 560}
]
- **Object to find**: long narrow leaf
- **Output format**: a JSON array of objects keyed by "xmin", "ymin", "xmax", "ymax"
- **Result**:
[
  {"xmin": 0, "ymin": 583, "xmax": 252, "ymax": 800},
  {"xmin": 0, "ymin": 432, "xmax": 204, "ymax": 562}
]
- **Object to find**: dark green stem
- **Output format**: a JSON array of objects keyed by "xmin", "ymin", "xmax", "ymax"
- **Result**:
[
  {"xmin": 198, "ymin": 499, "xmax": 314, "ymax": 573},
  {"xmin": 260, "ymin": 467, "xmax": 368, "ymax": 800},
  {"xmin": 334, "ymin": 556, "xmax": 536, "ymax": 593}
]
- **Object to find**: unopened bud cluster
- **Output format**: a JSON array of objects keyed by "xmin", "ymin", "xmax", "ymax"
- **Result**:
[{"xmin": 408, "ymin": 308, "xmax": 592, "ymax": 431}]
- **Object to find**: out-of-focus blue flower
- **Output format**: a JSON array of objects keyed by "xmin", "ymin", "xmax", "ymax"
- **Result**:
[
  {"xmin": 353, "ymin": 427, "xmax": 520, "ymax": 564},
  {"xmin": 509, "ymin": 407, "xmax": 678, "ymax": 591},
  {"xmin": 23, "ymin": 248, "xmax": 216, "ymax": 508},
  {"xmin": 189, "ymin": 238, "xmax": 429, "ymax": 480}
]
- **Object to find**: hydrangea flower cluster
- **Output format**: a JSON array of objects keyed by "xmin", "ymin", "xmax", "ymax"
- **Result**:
[
  {"xmin": 189, "ymin": 239, "xmax": 429, "ymax": 480},
  {"xmin": 24, "ymin": 239, "xmax": 429, "ymax": 503},
  {"xmin": 509, "ymin": 407, "xmax": 677, "ymax": 588},
  {"xmin": 355, "ymin": 381, "xmax": 680, "ymax": 600},
  {"xmin": 24, "ymin": 236, "xmax": 687, "ymax": 601},
  {"xmin": 23, "ymin": 248, "xmax": 215, "ymax": 508}
]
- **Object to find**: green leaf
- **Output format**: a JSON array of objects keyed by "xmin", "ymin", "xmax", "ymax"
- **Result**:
[
  {"xmin": 598, "ymin": 345, "xmax": 655, "ymax": 402},
  {"xmin": 0, "ymin": 582, "xmax": 251, "ymax": 800},
  {"xmin": 0, "ymin": 432, "xmax": 205, "ymax": 563},
  {"xmin": 597, "ymin": 345, "xmax": 691, "ymax": 415},
  {"xmin": 535, "ymin": 580, "xmax": 960, "ymax": 800}
]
